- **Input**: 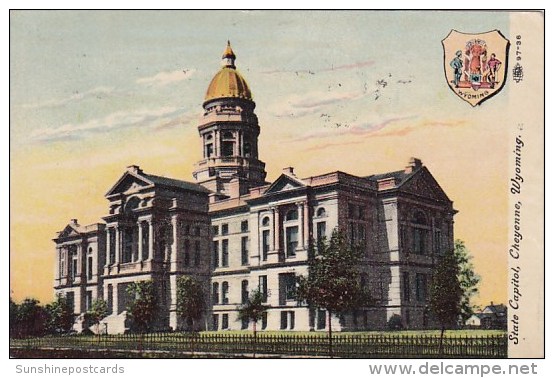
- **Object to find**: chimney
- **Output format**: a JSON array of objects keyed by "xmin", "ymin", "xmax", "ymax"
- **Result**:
[
  {"xmin": 404, "ymin": 157, "xmax": 422, "ymax": 173},
  {"xmin": 70, "ymin": 219, "xmax": 78, "ymax": 225},
  {"xmin": 283, "ymin": 167, "xmax": 295, "ymax": 176},
  {"xmin": 127, "ymin": 165, "xmax": 143, "ymax": 174}
]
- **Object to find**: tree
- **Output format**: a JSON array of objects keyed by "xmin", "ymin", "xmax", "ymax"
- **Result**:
[
  {"xmin": 15, "ymin": 298, "xmax": 49, "ymax": 337},
  {"xmin": 453, "ymin": 239, "xmax": 481, "ymax": 324},
  {"xmin": 429, "ymin": 251, "xmax": 462, "ymax": 353},
  {"xmin": 237, "ymin": 289, "xmax": 269, "ymax": 338},
  {"xmin": 126, "ymin": 280, "xmax": 157, "ymax": 333},
  {"xmin": 87, "ymin": 298, "xmax": 109, "ymax": 337},
  {"xmin": 45, "ymin": 293, "xmax": 75, "ymax": 334},
  {"xmin": 10, "ymin": 297, "xmax": 19, "ymax": 338},
  {"xmin": 296, "ymin": 229, "xmax": 372, "ymax": 355},
  {"xmin": 176, "ymin": 276, "xmax": 206, "ymax": 332}
]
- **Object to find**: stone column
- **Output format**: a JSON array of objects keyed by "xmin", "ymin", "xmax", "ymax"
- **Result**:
[
  {"xmin": 114, "ymin": 226, "xmax": 120, "ymax": 265},
  {"xmin": 274, "ymin": 207, "xmax": 280, "ymax": 252},
  {"xmin": 148, "ymin": 220, "xmax": 154, "ymax": 261},
  {"xmin": 106, "ymin": 228, "xmax": 111, "ymax": 266},
  {"xmin": 215, "ymin": 130, "xmax": 220, "ymax": 157},
  {"xmin": 137, "ymin": 222, "xmax": 143, "ymax": 263},
  {"xmin": 303, "ymin": 202, "xmax": 310, "ymax": 248},
  {"xmin": 171, "ymin": 215, "xmax": 179, "ymax": 270},
  {"xmin": 55, "ymin": 248, "xmax": 60, "ymax": 281},
  {"xmin": 297, "ymin": 202, "xmax": 305, "ymax": 249}
]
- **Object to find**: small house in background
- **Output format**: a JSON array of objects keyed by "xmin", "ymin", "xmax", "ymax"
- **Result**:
[{"xmin": 466, "ymin": 302, "xmax": 507, "ymax": 330}]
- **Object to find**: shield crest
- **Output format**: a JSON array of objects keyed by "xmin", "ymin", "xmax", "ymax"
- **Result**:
[{"xmin": 442, "ymin": 30, "xmax": 509, "ymax": 106}]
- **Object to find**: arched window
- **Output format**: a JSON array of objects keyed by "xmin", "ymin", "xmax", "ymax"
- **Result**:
[
  {"xmin": 222, "ymin": 131, "xmax": 234, "ymax": 139},
  {"xmin": 261, "ymin": 216, "xmax": 270, "ymax": 227},
  {"xmin": 285, "ymin": 209, "xmax": 298, "ymax": 221},
  {"xmin": 316, "ymin": 207, "xmax": 326, "ymax": 217},
  {"xmin": 222, "ymin": 281, "xmax": 229, "ymax": 304}
]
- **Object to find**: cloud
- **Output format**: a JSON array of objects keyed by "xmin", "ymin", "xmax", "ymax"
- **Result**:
[
  {"xmin": 261, "ymin": 59, "xmax": 374, "ymax": 75},
  {"xmin": 136, "ymin": 69, "xmax": 196, "ymax": 87},
  {"xmin": 270, "ymin": 90, "xmax": 364, "ymax": 118},
  {"xmin": 294, "ymin": 116, "xmax": 416, "ymax": 143},
  {"xmin": 298, "ymin": 117, "xmax": 467, "ymax": 151},
  {"xmin": 20, "ymin": 86, "xmax": 116, "ymax": 109},
  {"xmin": 30, "ymin": 106, "xmax": 185, "ymax": 143}
]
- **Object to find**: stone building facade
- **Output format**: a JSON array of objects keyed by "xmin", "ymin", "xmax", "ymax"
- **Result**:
[{"xmin": 53, "ymin": 42, "xmax": 456, "ymax": 333}]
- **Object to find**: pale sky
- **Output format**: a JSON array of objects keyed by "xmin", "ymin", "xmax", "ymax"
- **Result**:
[{"xmin": 10, "ymin": 10, "xmax": 512, "ymax": 306}]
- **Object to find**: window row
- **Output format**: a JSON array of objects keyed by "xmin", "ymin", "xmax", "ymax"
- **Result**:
[
  {"xmin": 212, "ymin": 220, "xmax": 249, "ymax": 237},
  {"xmin": 400, "ymin": 226, "xmax": 443, "ymax": 255},
  {"xmin": 402, "ymin": 272, "xmax": 429, "ymax": 302},
  {"xmin": 212, "ymin": 237, "xmax": 249, "ymax": 268}
]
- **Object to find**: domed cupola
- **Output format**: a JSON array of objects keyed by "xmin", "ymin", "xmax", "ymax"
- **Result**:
[
  {"xmin": 193, "ymin": 42, "xmax": 267, "ymax": 199},
  {"xmin": 204, "ymin": 41, "xmax": 253, "ymax": 103}
]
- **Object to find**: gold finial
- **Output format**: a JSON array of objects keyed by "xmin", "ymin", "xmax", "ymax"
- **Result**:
[{"xmin": 223, "ymin": 40, "xmax": 236, "ymax": 59}]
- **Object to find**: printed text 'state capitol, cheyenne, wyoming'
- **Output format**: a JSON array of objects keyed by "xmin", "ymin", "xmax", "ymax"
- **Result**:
[{"xmin": 53, "ymin": 42, "xmax": 456, "ymax": 334}]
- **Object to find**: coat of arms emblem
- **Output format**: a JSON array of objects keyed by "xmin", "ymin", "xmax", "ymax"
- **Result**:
[{"xmin": 442, "ymin": 29, "xmax": 509, "ymax": 106}]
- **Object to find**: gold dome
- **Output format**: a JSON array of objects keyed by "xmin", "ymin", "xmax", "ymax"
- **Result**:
[
  {"xmin": 205, "ymin": 67, "xmax": 252, "ymax": 102},
  {"xmin": 204, "ymin": 42, "xmax": 252, "ymax": 102}
]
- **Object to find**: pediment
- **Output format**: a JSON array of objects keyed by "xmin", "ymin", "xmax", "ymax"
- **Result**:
[
  {"xmin": 105, "ymin": 172, "xmax": 154, "ymax": 197},
  {"xmin": 399, "ymin": 168, "xmax": 451, "ymax": 203},
  {"xmin": 57, "ymin": 224, "xmax": 81, "ymax": 239},
  {"xmin": 264, "ymin": 174, "xmax": 306, "ymax": 194}
]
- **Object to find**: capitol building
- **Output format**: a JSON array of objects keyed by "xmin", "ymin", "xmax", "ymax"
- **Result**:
[{"xmin": 53, "ymin": 42, "xmax": 456, "ymax": 334}]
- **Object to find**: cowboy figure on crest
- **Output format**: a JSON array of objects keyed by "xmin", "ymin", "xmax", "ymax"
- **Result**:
[{"xmin": 450, "ymin": 50, "xmax": 463, "ymax": 87}]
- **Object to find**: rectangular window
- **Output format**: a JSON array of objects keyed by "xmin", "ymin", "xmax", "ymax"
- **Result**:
[
  {"xmin": 403, "ymin": 272, "xmax": 410, "ymax": 301},
  {"xmin": 206, "ymin": 143, "xmax": 214, "ymax": 158},
  {"xmin": 222, "ymin": 239, "xmax": 229, "ymax": 267},
  {"xmin": 262, "ymin": 312, "xmax": 268, "ymax": 330},
  {"xmin": 87, "ymin": 256, "xmax": 93, "ymax": 280},
  {"xmin": 241, "ymin": 317, "xmax": 249, "ymax": 330},
  {"xmin": 316, "ymin": 221, "xmax": 326, "ymax": 242},
  {"xmin": 414, "ymin": 228, "xmax": 425, "ymax": 255},
  {"xmin": 280, "ymin": 311, "xmax": 295, "ymax": 330},
  {"xmin": 241, "ymin": 280, "xmax": 249, "ymax": 304},
  {"xmin": 212, "ymin": 314, "xmax": 219, "ymax": 330},
  {"xmin": 241, "ymin": 237, "xmax": 249, "ymax": 266},
  {"xmin": 279, "ymin": 273, "xmax": 296, "ymax": 305},
  {"xmin": 184, "ymin": 239, "xmax": 190, "ymax": 266},
  {"xmin": 222, "ymin": 282, "xmax": 229, "ymax": 304},
  {"xmin": 221, "ymin": 223, "xmax": 229, "ymax": 235},
  {"xmin": 358, "ymin": 223, "xmax": 366, "ymax": 248},
  {"xmin": 280, "ymin": 311, "xmax": 287, "ymax": 330},
  {"xmin": 416, "ymin": 273, "xmax": 427, "ymax": 301},
  {"xmin": 212, "ymin": 225, "xmax": 219, "ymax": 236},
  {"xmin": 262, "ymin": 230, "xmax": 270, "ymax": 261},
  {"xmin": 317, "ymin": 309, "xmax": 326, "ymax": 330},
  {"xmin": 434, "ymin": 230, "xmax": 442, "ymax": 255},
  {"xmin": 86, "ymin": 291, "xmax": 93, "ymax": 311},
  {"xmin": 222, "ymin": 314, "xmax": 229, "ymax": 330},
  {"xmin": 286, "ymin": 226, "xmax": 298, "ymax": 257},
  {"xmin": 212, "ymin": 241, "xmax": 219, "ymax": 268},
  {"xmin": 66, "ymin": 292, "xmax": 75, "ymax": 314},
  {"xmin": 194, "ymin": 240, "xmax": 201, "ymax": 266},
  {"xmin": 401, "ymin": 225, "xmax": 408, "ymax": 254},
  {"xmin": 259, "ymin": 275, "xmax": 268, "ymax": 302},
  {"xmin": 241, "ymin": 220, "xmax": 249, "ymax": 233},
  {"xmin": 212, "ymin": 283, "xmax": 220, "ymax": 304}
]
